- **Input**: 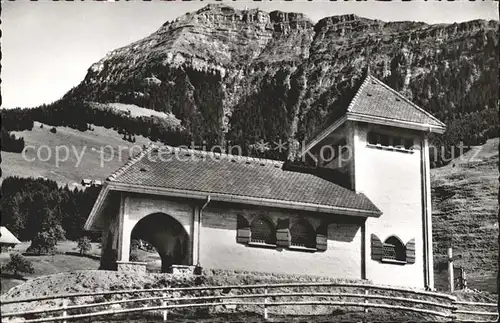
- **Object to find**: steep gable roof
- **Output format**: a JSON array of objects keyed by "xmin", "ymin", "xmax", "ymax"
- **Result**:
[
  {"xmin": 85, "ymin": 145, "xmax": 381, "ymax": 230},
  {"xmin": 302, "ymin": 75, "xmax": 446, "ymax": 155},
  {"xmin": 346, "ymin": 75, "xmax": 446, "ymax": 129}
]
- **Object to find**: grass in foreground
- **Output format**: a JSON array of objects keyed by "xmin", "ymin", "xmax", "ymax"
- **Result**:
[{"xmin": 0, "ymin": 241, "xmax": 100, "ymax": 294}]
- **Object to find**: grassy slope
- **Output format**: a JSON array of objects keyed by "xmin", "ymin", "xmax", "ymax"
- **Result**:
[
  {"xmin": 431, "ymin": 138, "xmax": 498, "ymax": 293},
  {"xmin": 0, "ymin": 242, "xmax": 163, "ymax": 295},
  {"xmin": 1, "ymin": 270, "xmax": 450, "ymax": 323},
  {"xmin": 88, "ymin": 102, "xmax": 182, "ymax": 127},
  {"xmin": 1, "ymin": 121, "xmax": 151, "ymax": 187},
  {"xmin": 0, "ymin": 241, "xmax": 101, "ymax": 294}
]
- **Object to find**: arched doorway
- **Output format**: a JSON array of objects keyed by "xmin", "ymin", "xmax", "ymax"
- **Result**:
[{"xmin": 130, "ymin": 213, "xmax": 190, "ymax": 273}]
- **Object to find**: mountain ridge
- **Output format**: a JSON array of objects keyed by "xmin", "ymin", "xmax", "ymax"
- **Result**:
[{"xmin": 38, "ymin": 4, "xmax": 498, "ymax": 163}]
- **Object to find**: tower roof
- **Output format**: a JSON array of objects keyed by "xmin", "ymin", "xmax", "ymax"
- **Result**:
[
  {"xmin": 346, "ymin": 75, "xmax": 446, "ymax": 130},
  {"xmin": 302, "ymin": 75, "xmax": 446, "ymax": 155}
]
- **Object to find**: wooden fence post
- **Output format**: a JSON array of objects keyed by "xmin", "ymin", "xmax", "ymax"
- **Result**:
[
  {"xmin": 457, "ymin": 267, "xmax": 467, "ymax": 290},
  {"xmin": 162, "ymin": 292, "xmax": 168, "ymax": 322},
  {"xmin": 364, "ymin": 288, "xmax": 369, "ymax": 314},
  {"xmin": 263, "ymin": 287, "xmax": 268, "ymax": 320},
  {"xmin": 448, "ymin": 248, "xmax": 454, "ymax": 293},
  {"xmin": 62, "ymin": 299, "xmax": 68, "ymax": 323}
]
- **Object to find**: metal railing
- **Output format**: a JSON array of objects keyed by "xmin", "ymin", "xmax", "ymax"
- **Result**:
[{"xmin": 1, "ymin": 282, "xmax": 497, "ymax": 322}]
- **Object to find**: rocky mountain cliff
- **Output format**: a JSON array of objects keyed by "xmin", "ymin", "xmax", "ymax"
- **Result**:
[{"xmin": 65, "ymin": 4, "xmax": 498, "ymax": 162}]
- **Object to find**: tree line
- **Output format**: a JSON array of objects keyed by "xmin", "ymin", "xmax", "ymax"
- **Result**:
[
  {"xmin": 0, "ymin": 177, "xmax": 101, "ymax": 252},
  {"xmin": 0, "ymin": 108, "xmax": 34, "ymax": 153},
  {"xmin": 1, "ymin": 129, "xmax": 26, "ymax": 153}
]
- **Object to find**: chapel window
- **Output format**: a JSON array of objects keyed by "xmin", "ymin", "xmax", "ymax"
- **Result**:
[
  {"xmin": 250, "ymin": 217, "xmax": 275, "ymax": 245},
  {"xmin": 383, "ymin": 236, "xmax": 406, "ymax": 262},
  {"xmin": 290, "ymin": 220, "xmax": 316, "ymax": 248}
]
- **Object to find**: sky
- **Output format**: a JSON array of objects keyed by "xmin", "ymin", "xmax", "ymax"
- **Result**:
[{"xmin": 2, "ymin": 0, "xmax": 498, "ymax": 109}]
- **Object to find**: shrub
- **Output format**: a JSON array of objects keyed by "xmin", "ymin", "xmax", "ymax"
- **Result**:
[
  {"xmin": 131, "ymin": 239, "xmax": 141, "ymax": 250},
  {"xmin": 50, "ymin": 127, "xmax": 57, "ymax": 133},
  {"xmin": 2, "ymin": 253, "xmax": 35, "ymax": 277},
  {"xmin": 27, "ymin": 225, "xmax": 65, "ymax": 255},
  {"xmin": 77, "ymin": 236, "xmax": 92, "ymax": 255}
]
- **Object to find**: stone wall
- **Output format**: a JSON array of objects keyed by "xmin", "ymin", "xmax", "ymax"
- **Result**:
[{"xmin": 117, "ymin": 261, "xmax": 148, "ymax": 273}]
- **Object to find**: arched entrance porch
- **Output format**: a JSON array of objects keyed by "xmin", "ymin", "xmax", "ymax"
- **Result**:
[{"xmin": 130, "ymin": 212, "xmax": 190, "ymax": 272}]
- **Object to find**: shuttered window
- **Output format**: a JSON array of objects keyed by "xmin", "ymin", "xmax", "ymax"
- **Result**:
[
  {"xmin": 373, "ymin": 234, "xmax": 414, "ymax": 264},
  {"xmin": 383, "ymin": 236, "xmax": 406, "ymax": 261},
  {"xmin": 250, "ymin": 217, "xmax": 275, "ymax": 244},
  {"xmin": 290, "ymin": 221, "xmax": 315, "ymax": 248}
]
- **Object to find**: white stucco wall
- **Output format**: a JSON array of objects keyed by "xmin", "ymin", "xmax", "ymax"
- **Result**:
[
  {"xmin": 353, "ymin": 122, "xmax": 426, "ymax": 288},
  {"xmin": 116, "ymin": 193, "xmax": 365, "ymax": 279},
  {"xmin": 200, "ymin": 205, "xmax": 364, "ymax": 278},
  {"xmin": 119, "ymin": 194, "xmax": 195, "ymax": 263}
]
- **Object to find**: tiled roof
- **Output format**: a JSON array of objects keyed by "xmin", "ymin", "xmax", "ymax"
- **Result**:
[
  {"xmin": 347, "ymin": 75, "xmax": 446, "ymax": 128},
  {"xmin": 302, "ymin": 75, "xmax": 445, "ymax": 155},
  {"xmin": 108, "ymin": 145, "xmax": 380, "ymax": 214}
]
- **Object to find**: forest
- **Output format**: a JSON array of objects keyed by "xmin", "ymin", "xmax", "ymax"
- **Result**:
[{"xmin": 0, "ymin": 177, "xmax": 101, "ymax": 245}]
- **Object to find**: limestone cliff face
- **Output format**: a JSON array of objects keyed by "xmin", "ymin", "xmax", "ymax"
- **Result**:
[{"xmin": 66, "ymin": 4, "xmax": 498, "ymax": 159}]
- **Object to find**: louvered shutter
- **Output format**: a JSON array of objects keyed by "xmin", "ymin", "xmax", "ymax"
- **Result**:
[
  {"xmin": 276, "ymin": 219, "xmax": 290, "ymax": 247},
  {"xmin": 237, "ymin": 228, "xmax": 251, "ymax": 244},
  {"xmin": 371, "ymin": 234, "xmax": 383, "ymax": 261},
  {"xmin": 405, "ymin": 238, "xmax": 416, "ymax": 264},
  {"xmin": 316, "ymin": 234, "xmax": 327, "ymax": 251},
  {"xmin": 316, "ymin": 224, "xmax": 328, "ymax": 251},
  {"xmin": 236, "ymin": 215, "xmax": 250, "ymax": 244}
]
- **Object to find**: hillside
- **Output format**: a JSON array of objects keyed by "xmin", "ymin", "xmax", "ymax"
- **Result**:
[
  {"xmin": 0, "ymin": 242, "xmax": 100, "ymax": 295},
  {"xmin": 1, "ymin": 121, "xmax": 150, "ymax": 187},
  {"xmin": 61, "ymin": 4, "xmax": 498, "ymax": 163},
  {"xmin": 431, "ymin": 138, "xmax": 499, "ymax": 292}
]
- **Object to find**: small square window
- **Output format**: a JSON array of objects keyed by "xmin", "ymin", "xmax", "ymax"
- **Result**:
[
  {"xmin": 368, "ymin": 132, "xmax": 378, "ymax": 145},
  {"xmin": 404, "ymin": 138, "xmax": 414, "ymax": 150},
  {"xmin": 380, "ymin": 134, "xmax": 390, "ymax": 147},
  {"xmin": 393, "ymin": 137, "xmax": 403, "ymax": 148}
]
